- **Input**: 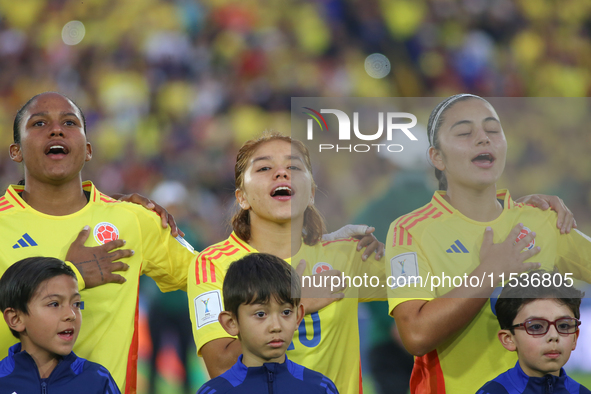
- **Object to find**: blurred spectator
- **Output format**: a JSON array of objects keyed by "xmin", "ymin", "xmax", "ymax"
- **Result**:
[{"xmin": 0, "ymin": 0, "xmax": 590, "ymax": 238}]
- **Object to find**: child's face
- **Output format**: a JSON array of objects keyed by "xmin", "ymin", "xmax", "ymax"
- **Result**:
[
  {"xmin": 19, "ymin": 275, "xmax": 82, "ymax": 363},
  {"xmin": 499, "ymin": 299, "xmax": 578, "ymax": 377},
  {"xmin": 234, "ymin": 298, "xmax": 304, "ymax": 367}
]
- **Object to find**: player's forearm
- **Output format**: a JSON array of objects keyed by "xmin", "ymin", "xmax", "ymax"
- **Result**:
[
  {"xmin": 393, "ymin": 296, "xmax": 487, "ymax": 356},
  {"xmin": 393, "ymin": 267, "xmax": 496, "ymax": 356},
  {"xmin": 206, "ymin": 362, "xmax": 235, "ymax": 379},
  {"xmin": 202, "ymin": 338, "xmax": 242, "ymax": 378}
]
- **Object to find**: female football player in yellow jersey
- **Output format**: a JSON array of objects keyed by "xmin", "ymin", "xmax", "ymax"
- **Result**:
[
  {"xmin": 1, "ymin": 92, "xmax": 196, "ymax": 392},
  {"xmin": 189, "ymin": 131, "xmax": 385, "ymax": 394},
  {"xmin": 387, "ymin": 94, "xmax": 589, "ymax": 394}
]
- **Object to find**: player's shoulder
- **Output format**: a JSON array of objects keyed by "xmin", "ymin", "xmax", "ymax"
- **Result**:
[
  {"xmin": 85, "ymin": 182, "xmax": 124, "ymax": 208},
  {"xmin": 389, "ymin": 193, "xmax": 449, "ymax": 232},
  {"xmin": 88, "ymin": 183, "xmax": 157, "ymax": 216},
  {"xmin": 89, "ymin": 186, "xmax": 143, "ymax": 214},
  {"xmin": 190, "ymin": 237, "xmax": 247, "ymax": 289},
  {"xmin": 317, "ymin": 237, "xmax": 360, "ymax": 252},
  {"xmin": 510, "ymin": 198, "xmax": 549, "ymax": 213},
  {"xmin": 0, "ymin": 196, "xmax": 16, "ymax": 215},
  {"xmin": 502, "ymin": 190, "xmax": 551, "ymax": 216},
  {"xmin": 0, "ymin": 186, "xmax": 26, "ymax": 216},
  {"xmin": 94, "ymin": 195, "xmax": 149, "ymax": 215},
  {"xmin": 96, "ymin": 197, "xmax": 171, "ymax": 234},
  {"xmin": 196, "ymin": 234, "xmax": 252, "ymax": 266},
  {"xmin": 302, "ymin": 238, "xmax": 362, "ymax": 267},
  {"xmin": 93, "ymin": 190, "xmax": 123, "ymax": 205},
  {"xmin": 508, "ymin": 199, "xmax": 560, "ymax": 233},
  {"xmin": 387, "ymin": 200, "xmax": 447, "ymax": 250}
]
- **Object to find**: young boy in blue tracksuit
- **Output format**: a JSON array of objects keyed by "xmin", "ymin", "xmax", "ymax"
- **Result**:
[
  {"xmin": 476, "ymin": 270, "xmax": 590, "ymax": 394},
  {"xmin": 197, "ymin": 253, "xmax": 339, "ymax": 394},
  {"xmin": 0, "ymin": 257, "xmax": 120, "ymax": 393}
]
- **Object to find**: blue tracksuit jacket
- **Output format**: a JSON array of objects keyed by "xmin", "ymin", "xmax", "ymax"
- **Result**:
[
  {"xmin": 0, "ymin": 343, "xmax": 120, "ymax": 394},
  {"xmin": 477, "ymin": 361, "xmax": 591, "ymax": 394},
  {"xmin": 197, "ymin": 355, "xmax": 339, "ymax": 394}
]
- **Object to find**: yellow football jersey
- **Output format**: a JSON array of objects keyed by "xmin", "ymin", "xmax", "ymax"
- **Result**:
[
  {"xmin": 188, "ymin": 232, "xmax": 382, "ymax": 394},
  {"xmin": 386, "ymin": 190, "xmax": 591, "ymax": 394},
  {"xmin": 0, "ymin": 182, "xmax": 196, "ymax": 393}
]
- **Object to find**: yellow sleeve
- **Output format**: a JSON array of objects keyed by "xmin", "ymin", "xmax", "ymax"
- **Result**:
[
  {"xmin": 385, "ymin": 221, "xmax": 434, "ymax": 316},
  {"xmin": 188, "ymin": 252, "xmax": 235, "ymax": 356},
  {"xmin": 136, "ymin": 209, "xmax": 196, "ymax": 292},
  {"xmin": 358, "ymin": 253, "xmax": 388, "ymax": 303},
  {"xmin": 556, "ymin": 229, "xmax": 591, "ymax": 282}
]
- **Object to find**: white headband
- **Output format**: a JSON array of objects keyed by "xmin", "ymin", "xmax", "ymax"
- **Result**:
[{"xmin": 429, "ymin": 94, "xmax": 482, "ymax": 146}]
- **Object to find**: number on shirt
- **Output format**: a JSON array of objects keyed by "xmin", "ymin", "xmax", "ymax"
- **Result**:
[{"xmin": 288, "ymin": 312, "xmax": 322, "ymax": 350}]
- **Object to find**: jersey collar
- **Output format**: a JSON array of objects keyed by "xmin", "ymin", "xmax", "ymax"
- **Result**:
[
  {"xmin": 431, "ymin": 189, "xmax": 514, "ymax": 224},
  {"xmin": 228, "ymin": 232, "xmax": 295, "ymax": 264},
  {"xmin": 230, "ymin": 232, "xmax": 256, "ymax": 253},
  {"xmin": 505, "ymin": 361, "xmax": 567, "ymax": 391},
  {"xmin": 4, "ymin": 181, "xmax": 101, "ymax": 215}
]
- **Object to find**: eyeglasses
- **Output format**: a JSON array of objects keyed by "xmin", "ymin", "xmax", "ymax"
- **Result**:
[{"xmin": 510, "ymin": 318, "xmax": 581, "ymax": 336}]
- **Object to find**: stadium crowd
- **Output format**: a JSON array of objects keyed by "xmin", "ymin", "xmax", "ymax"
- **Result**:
[{"xmin": 0, "ymin": 0, "xmax": 591, "ymax": 392}]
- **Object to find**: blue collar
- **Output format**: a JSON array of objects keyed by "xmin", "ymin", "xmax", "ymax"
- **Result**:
[
  {"xmin": 223, "ymin": 354, "xmax": 304, "ymax": 387},
  {"xmin": 501, "ymin": 361, "xmax": 567, "ymax": 392},
  {"xmin": 2, "ymin": 342, "xmax": 84, "ymax": 379}
]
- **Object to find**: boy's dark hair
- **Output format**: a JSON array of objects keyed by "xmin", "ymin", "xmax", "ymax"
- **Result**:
[
  {"xmin": 0, "ymin": 257, "xmax": 77, "ymax": 338},
  {"xmin": 223, "ymin": 253, "xmax": 300, "ymax": 319},
  {"xmin": 496, "ymin": 269, "xmax": 584, "ymax": 334}
]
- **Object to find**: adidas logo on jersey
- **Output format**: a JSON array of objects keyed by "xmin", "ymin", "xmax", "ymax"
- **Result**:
[
  {"xmin": 12, "ymin": 233, "xmax": 38, "ymax": 249},
  {"xmin": 446, "ymin": 240, "xmax": 469, "ymax": 253}
]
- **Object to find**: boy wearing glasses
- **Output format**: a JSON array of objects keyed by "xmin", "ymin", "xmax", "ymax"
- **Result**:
[{"xmin": 476, "ymin": 270, "xmax": 590, "ymax": 394}]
